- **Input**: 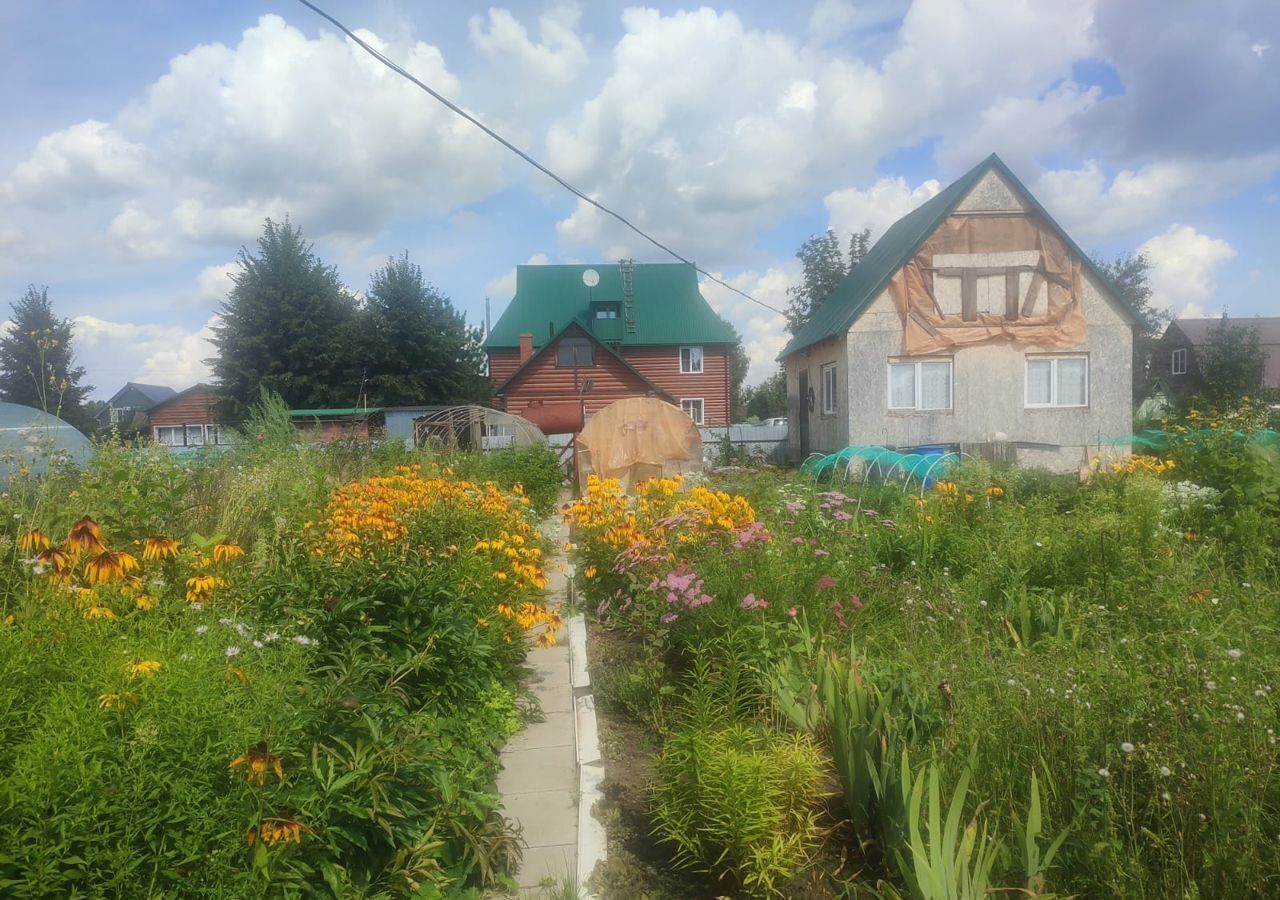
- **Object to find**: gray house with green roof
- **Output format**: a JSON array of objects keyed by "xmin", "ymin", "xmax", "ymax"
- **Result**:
[
  {"xmin": 485, "ymin": 262, "xmax": 738, "ymax": 428},
  {"xmin": 779, "ymin": 154, "xmax": 1139, "ymax": 472}
]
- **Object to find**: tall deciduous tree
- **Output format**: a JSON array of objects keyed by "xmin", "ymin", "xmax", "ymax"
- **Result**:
[
  {"xmin": 744, "ymin": 370, "xmax": 787, "ymax": 420},
  {"xmin": 1198, "ymin": 314, "xmax": 1267, "ymax": 405},
  {"xmin": 357, "ymin": 253, "xmax": 488, "ymax": 406},
  {"xmin": 0, "ymin": 286, "xmax": 93, "ymax": 430},
  {"xmin": 1092, "ymin": 252, "xmax": 1166, "ymax": 398},
  {"xmin": 785, "ymin": 228, "xmax": 870, "ymax": 334},
  {"xmin": 210, "ymin": 219, "xmax": 358, "ymax": 417},
  {"xmin": 720, "ymin": 317, "xmax": 751, "ymax": 422}
]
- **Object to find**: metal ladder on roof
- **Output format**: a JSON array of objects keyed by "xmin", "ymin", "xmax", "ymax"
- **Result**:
[{"xmin": 619, "ymin": 258, "xmax": 636, "ymax": 334}]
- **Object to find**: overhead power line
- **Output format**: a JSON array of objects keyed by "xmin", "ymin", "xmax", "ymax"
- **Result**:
[{"xmin": 293, "ymin": 0, "xmax": 786, "ymax": 318}]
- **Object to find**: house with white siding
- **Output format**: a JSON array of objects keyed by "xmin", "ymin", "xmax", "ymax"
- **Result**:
[{"xmin": 778, "ymin": 154, "xmax": 1141, "ymax": 473}]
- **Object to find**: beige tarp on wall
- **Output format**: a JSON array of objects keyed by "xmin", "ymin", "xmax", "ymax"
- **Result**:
[
  {"xmin": 887, "ymin": 213, "xmax": 1087, "ymax": 356},
  {"xmin": 577, "ymin": 397, "xmax": 702, "ymax": 493}
]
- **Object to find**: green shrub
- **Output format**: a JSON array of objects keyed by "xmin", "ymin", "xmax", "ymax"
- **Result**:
[{"xmin": 651, "ymin": 722, "xmax": 826, "ymax": 896}]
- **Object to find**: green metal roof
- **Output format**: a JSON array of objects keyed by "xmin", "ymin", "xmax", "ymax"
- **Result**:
[
  {"xmin": 288, "ymin": 407, "xmax": 384, "ymax": 417},
  {"xmin": 778, "ymin": 153, "xmax": 1141, "ymax": 359},
  {"xmin": 484, "ymin": 263, "xmax": 736, "ymax": 349}
]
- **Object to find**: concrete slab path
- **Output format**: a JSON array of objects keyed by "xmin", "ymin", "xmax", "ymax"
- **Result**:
[{"xmin": 495, "ymin": 504, "xmax": 585, "ymax": 896}]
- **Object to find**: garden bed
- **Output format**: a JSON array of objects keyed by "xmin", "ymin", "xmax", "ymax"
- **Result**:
[{"xmin": 570, "ymin": 403, "xmax": 1280, "ymax": 898}]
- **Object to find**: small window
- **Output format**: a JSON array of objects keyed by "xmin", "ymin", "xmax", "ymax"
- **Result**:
[
  {"xmin": 680, "ymin": 345, "xmax": 704, "ymax": 374},
  {"xmin": 1026, "ymin": 355, "xmax": 1088, "ymax": 408},
  {"xmin": 482, "ymin": 423, "xmax": 515, "ymax": 450},
  {"xmin": 185, "ymin": 424, "xmax": 206, "ymax": 446},
  {"xmin": 556, "ymin": 338, "xmax": 594, "ymax": 367},
  {"xmin": 820, "ymin": 363, "xmax": 838, "ymax": 415},
  {"xmin": 109, "ymin": 406, "xmax": 131, "ymax": 424},
  {"xmin": 888, "ymin": 359, "xmax": 952, "ymax": 411},
  {"xmin": 594, "ymin": 305, "xmax": 618, "ymax": 320},
  {"xmin": 206, "ymin": 425, "xmax": 231, "ymax": 446},
  {"xmin": 154, "ymin": 425, "xmax": 184, "ymax": 446},
  {"xmin": 680, "ymin": 398, "xmax": 704, "ymax": 425},
  {"xmin": 1171, "ymin": 347, "xmax": 1187, "ymax": 376}
]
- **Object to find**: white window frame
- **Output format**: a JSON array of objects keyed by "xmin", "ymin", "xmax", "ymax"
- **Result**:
[
  {"xmin": 1171, "ymin": 347, "xmax": 1187, "ymax": 375},
  {"xmin": 680, "ymin": 398, "xmax": 704, "ymax": 425},
  {"xmin": 154, "ymin": 425, "xmax": 183, "ymax": 446},
  {"xmin": 594, "ymin": 305, "xmax": 618, "ymax": 320},
  {"xmin": 820, "ymin": 363, "xmax": 838, "ymax": 416},
  {"xmin": 206, "ymin": 424, "xmax": 232, "ymax": 446},
  {"xmin": 1025, "ymin": 354, "xmax": 1089, "ymax": 409},
  {"xmin": 109, "ymin": 406, "xmax": 131, "ymax": 425},
  {"xmin": 679, "ymin": 345, "xmax": 704, "ymax": 374},
  {"xmin": 887, "ymin": 359, "xmax": 953, "ymax": 411},
  {"xmin": 184, "ymin": 424, "xmax": 206, "ymax": 446}
]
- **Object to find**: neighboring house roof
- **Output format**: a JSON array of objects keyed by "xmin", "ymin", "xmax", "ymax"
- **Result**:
[
  {"xmin": 1168, "ymin": 316, "xmax": 1280, "ymax": 388},
  {"xmin": 493, "ymin": 321, "xmax": 674, "ymax": 400},
  {"xmin": 485, "ymin": 262, "xmax": 736, "ymax": 349},
  {"xmin": 99, "ymin": 381, "xmax": 178, "ymax": 413},
  {"xmin": 145, "ymin": 383, "xmax": 213, "ymax": 414},
  {"xmin": 778, "ymin": 153, "xmax": 1141, "ymax": 360},
  {"xmin": 1167, "ymin": 317, "xmax": 1280, "ymax": 346}
]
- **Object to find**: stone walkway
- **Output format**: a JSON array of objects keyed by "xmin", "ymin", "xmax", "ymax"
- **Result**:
[{"xmin": 495, "ymin": 506, "xmax": 595, "ymax": 896}]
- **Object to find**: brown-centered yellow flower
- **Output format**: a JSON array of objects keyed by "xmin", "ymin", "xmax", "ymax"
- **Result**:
[
  {"xmin": 18, "ymin": 529, "xmax": 50, "ymax": 552},
  {"xmin": 213, "ymin": 543, "xmax": 245, "ymax": 563},
  {"xmin": 84, "ymin": 549, "xmax": 140, "ymax": 584},
  {"xmin": 67, "ymin": 517, "xmax": 104, "ymax": 553},
  {"xmin": 230, "ymin": 742, "xmax": 284, "ymax": 785},
  {"xmin": 142, "ymin": 537, "xmax": 180, "ymax": 561}
]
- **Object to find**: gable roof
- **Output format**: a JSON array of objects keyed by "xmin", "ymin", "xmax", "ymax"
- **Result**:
[
  {"xmin": 104, "ymin": 381, "xmax": 177, "ymax": 408},
  {"xmin": 778, "ymin": 153, "xmax": 1141, "ymax": 359},
  {"xmin": 1169, "ymin": 317, "xmax": 1280, "ymax": 346},
  {"xmin": 485, "ymin": 262, "xmax": 736, "ymax": 349},
  {"xmin": 145, "ymin": 383, "xmax": 213, "ymax": 415},
  {"xmin": 493, "ymin": 320, "xmax": 674, "ymax": 400}
]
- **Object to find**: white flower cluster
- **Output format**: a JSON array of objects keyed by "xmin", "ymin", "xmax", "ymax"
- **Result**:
[{"xmin": 1161, "ymin": 480, "xmax": 1221, "ymax": 513}]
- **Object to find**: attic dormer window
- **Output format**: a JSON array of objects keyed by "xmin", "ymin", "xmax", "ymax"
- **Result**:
[
  {"xmin": 594, "ymin": 304, "xmax": 619, "ymax": 320},
  {"xmin": 557, "ymin": 337, "xmax": 594, "ymax": 367}
]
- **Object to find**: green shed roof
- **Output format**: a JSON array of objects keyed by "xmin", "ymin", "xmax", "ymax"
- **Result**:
[
  {"xmin": 484, "ymin": 263, "xmax": 736, "ymax": 349},
  {"xmin": 778, "ymin": 153, "xmax": 1141, "ymax": 359}
]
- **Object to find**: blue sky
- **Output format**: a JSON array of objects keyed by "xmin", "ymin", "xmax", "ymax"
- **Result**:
[{"xmin": 1, "ymin": 0, "xmax": 1277, "ymax": 397}]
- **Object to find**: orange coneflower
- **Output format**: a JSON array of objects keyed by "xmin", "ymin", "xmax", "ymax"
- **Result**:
[
  {"xmin": 245, "ymin": 817, "xmax": 308, "ymax": 847},
  {"xmin": 230, "ymin": 742, "xmax": 284, "ymax": 785},
  {"xmin": 34, "ymin": 546, "xmax": 71, "ymax": 574},
  {"xmin": 84, "ymin": 549, "xmax": 140, "ymax": 584},
  {"xmin": 142, "ymin": 537, "xmax": 180, "ymax": 561},
  {"xmin": 185, "ymin": 574, "xmax": 225, "ymax": 602},
  {"xmin": 213, "ymin": 543, "xmax": 245, "ymax": 563},
  {"xmin": 67, "ymin": 517, "xmax": 103, "ymax": 552},
  {"xmin": 18, "ymin": 529, "xmax": 51, "ymax": 552},
  {"xmin": 83, "ymin": 605, "xmax": 116, "ymax": 620}
]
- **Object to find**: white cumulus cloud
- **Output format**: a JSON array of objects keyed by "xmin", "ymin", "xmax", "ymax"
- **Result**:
[
  {"xmin": 1140, "ymin": 225, "xmax": 1236, "ymax": 317},
  {"xmin": 825, "ymin": 176, "xmax": 942, "ymax": 240}
]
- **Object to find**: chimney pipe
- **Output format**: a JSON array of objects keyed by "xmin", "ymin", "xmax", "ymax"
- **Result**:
[{"xmin": 518, "ymin": 332, "xmax": 534, "ymax": 363}]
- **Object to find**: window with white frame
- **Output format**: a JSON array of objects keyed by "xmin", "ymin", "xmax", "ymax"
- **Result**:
[
  {"xmin": 1026, "ymin": 355, "xmax": 1088, "ymax": 408},
  {"xmin": 888, "ymin": 359, "xmax": 952, "ymax": 411},
  {"xmin": 679, "ymin": 345, "xmax": 704, "ymax": 374},
  {"xmin": 206, "ymin": 424, "xmax": 231, "ymax": 446},
  {"xmin": 109, "ymin": 406, "xmax": 132, "ymax": 424},
  {"xmin": 1171, "ymin": 347, "xmax": 1187, "ymax": 376},
  {"xmin": 680, "ymin": 398, "xmax": 704, "ymax": 425},
  {"xmin": 154, "ymin": 426, "xmax": 183, "ymax": 446},
  {"xmin": 185, "ymin": 424, "xmax": 206, "ymax": 446},
  {"xmin": 820, "ymin": 363, "xmax": 838, "ymax": 415}
]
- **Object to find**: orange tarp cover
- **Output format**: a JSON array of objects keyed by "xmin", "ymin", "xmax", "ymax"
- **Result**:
[
  {"xmin": 577, "ymin": 397, "xmax": 701, "ymax": 492},
  {"xmin": 888, "ymin": 214, "xmax": 1087, "ymax": 355}
]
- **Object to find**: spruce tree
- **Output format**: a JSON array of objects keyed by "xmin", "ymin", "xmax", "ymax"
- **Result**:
[
  {"xmin": 357, "ymin": 253, "xmax": 488, "ymax": 406},
  {"xmin": 0, "ymin": 286, "xmax": 94, "ymax": 430},
  {"xmin": 209, "ymin": 219, "xmax": 358, "ymax": 417}
]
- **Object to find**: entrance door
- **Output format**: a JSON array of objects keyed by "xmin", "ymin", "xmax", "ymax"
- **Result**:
[{"xmin": 797, "ymin": 369, "xmax": 811, "ymax": 458}]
